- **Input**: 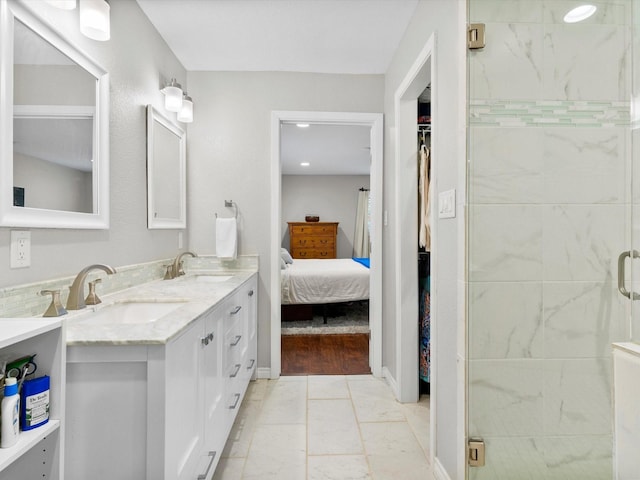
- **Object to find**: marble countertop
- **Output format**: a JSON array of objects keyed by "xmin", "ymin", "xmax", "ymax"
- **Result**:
[{"xmin": 64, "ymin": 269, "xmax": 257, "ymax": 346}]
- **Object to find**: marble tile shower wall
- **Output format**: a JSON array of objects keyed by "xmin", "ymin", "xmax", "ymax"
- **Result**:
[
  {"xmin": 0, "ymin": 255, "xmax": 257, "ymax": 318},
  {"xmin": 467, "ymin": 1, "xmax": 629, "ymax": 479}
]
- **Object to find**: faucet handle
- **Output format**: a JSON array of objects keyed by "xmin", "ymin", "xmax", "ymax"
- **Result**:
[
  {"xmin": 85, "ymin": 278, "xmax": 103, "ymax": 306},
  {"xmin": 40, "ymin": 289, "xmax": 67, "ymax": 317},
  {"xmin": 177, "ymin": 260, "xmax": 186, "ymax": 277},
  {"xmin": 163, "ymin": 264, "xmax": 175, "ymax": 280}
]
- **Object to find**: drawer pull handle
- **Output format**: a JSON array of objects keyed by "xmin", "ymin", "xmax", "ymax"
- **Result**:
[
  {"xmin": 248, "ymin": 290, "xmax": 254, "ymax": 297},
  {"xmin": 230, "ymin": 335, "xmax": 242, "ymax": 346},
  {"xmin": 230, "ymin": 305, "xmax": 242, "ymax": 315},
  {"xmin": 230, "ymin": 363, "xmax": 241, "ymax": 378},
  {"xmin": 247, "ymin": 359, "xmax": 255, "ymax": 370},
  {"xmin": 229, "ymin": 393, "xmax": 241, "ymax": 409},
  {"xmin": 197, "ymin": 451, "xmax": 217, "ymax": 480},
  {"xmin": 201, "ymin": 332, "xmax": 214, "ymax": 346}
]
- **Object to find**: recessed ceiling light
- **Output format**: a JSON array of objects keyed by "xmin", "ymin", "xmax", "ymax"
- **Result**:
[
  {"xmin": 300, "ymin": 162, "xmax": 310, "ymax": 167},
  {"xmin": 563, "ymin": 5, "xmax": 597, "ymax": 23},
  {"xmin": 296, "ymin": 123, "xmax": 310, "ymax": 128}
]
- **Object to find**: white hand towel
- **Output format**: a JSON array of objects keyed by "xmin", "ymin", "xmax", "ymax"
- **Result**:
[{"xmin": 216, "ymin": 217, "xmax": 237, "ymax": 260}]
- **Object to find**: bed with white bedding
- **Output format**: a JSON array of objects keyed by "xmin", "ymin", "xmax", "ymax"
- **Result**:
[{"xmin": 281, "ymin": 258, "xmax": 370, "ymax": 305}]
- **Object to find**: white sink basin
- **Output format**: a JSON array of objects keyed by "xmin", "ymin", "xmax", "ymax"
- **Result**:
[{"xmin": 76, "ymin": 300, "xmax": 188, "ymax": 326}]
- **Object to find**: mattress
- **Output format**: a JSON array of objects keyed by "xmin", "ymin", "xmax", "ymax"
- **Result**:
[{"xmin": 281, "ymin": 258, "xmax": 370, "ymax": 305}]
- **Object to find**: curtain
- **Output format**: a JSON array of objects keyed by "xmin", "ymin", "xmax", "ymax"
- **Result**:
[{"xmin": 353, "ymin": 189, "xmax": 370, "ymax": 258}]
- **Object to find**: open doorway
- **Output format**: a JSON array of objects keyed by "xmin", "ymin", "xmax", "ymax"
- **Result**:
[{"xmin": 269, "ymin": 111, "xmax": 383, "ymax": 379}]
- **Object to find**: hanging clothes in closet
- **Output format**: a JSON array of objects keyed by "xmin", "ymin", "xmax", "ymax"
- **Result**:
[{"xmin": 418, "ymin": 118, "xmax": 431, "ymax": 390}]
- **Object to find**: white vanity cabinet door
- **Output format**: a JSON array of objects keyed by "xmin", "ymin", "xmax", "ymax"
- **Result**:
[
  {"xmin": 161, "ymin": 316, "xmax": 204, "ymax": 480},
  {"xmin": 200, "ymin": 302, "xmax": 225, "ymax": 477}
]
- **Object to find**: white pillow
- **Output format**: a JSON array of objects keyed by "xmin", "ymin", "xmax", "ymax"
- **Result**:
[
  {"xmin": 280, "ymin": 257, "xmax": 287, "ymax": 269},
  {"xmin": 281, "ymin": 248, "xmax": 294, "ymax": 264}
]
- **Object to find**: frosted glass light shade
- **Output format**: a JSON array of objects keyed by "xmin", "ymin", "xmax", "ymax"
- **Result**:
[
  {"xmin": 45, "ymin": 0, "xmax": 77, "ymax": 9},
  {"xmin": 162, "ymin": 79, "xmax": 183, "ymax": 112},
  {"xmin": 80, "ymin": 0, "xmax": 110, "ymax": 41},
  {"xmin": 177, "ymin": 95, "xmax": 193, "ymax": 123}
]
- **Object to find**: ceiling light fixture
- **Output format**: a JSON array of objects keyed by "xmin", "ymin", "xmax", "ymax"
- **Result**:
[
  {"xmin": 161, "ymin": 78, "xmax": 183, "ymax": 113},
  {"xmin": 79, "ymin": 0, "xmax": 110, "ymax": 41},
  {"xmin": 563, "ymin": 5, "xmax": 597, "ymax": 23},
  {"xmin": 177, "ymin": 93, "xmax": 194, "ymax": 123},
  {"xmin": 296, "ymin": 123, "xmax": 310, "ymax": 128},
  {"xmin": 45, "ymin": 0, "xmax": 77, "ymax": 9}
]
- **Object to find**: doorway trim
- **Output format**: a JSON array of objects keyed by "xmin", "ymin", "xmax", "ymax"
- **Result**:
[{"xmin": 270, "ymin": 110, "xmax": 384, "ymax": 378}]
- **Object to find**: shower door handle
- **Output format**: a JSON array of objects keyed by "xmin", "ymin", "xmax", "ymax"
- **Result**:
[{"xmin": 617, "ymin": 250, "xmax": 640, "ymax": 299}]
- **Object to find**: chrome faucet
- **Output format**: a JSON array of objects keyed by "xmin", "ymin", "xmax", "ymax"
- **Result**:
[
  {"xmin": 66, "ymin": 264, "xmax": 116, "ymax": 310},
  {"xmin": 167, "ymin": 251, "xmax": 197, "ymax": 279}
]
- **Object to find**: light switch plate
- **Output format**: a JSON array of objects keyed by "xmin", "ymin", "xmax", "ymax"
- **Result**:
[
  {"xmin": 438, "ymin": 189, "xmax": 456, "ymax": 219},
  {"xmin": 10, "ymin": 230, "xmax": 31, "ymax": 268}
]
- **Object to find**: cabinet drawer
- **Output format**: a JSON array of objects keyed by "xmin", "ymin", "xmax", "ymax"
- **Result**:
[
  {"xmin": 290, "ymin": 224, "xmax": 336, "ymax": 236},
  {"xmin": 291, "ymin": 248, "xmax": 334, "ymax": 259},
  {"xmin": 290, "ymin": 236, "xmax": 335, "ymax": 248}
]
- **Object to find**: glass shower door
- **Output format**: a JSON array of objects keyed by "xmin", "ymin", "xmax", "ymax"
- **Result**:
[{"xmin": 467, "ymin": 1, "xmax": 632, "ymax": 478}]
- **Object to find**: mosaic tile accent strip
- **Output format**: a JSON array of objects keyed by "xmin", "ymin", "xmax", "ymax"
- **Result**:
[
  {"xmin": 0, "ymin": 254, "xmax": 259, "ymax": 318},
  {"xmin": 470, "ymin": 100, "xmax": 629, "ymax": 128}
]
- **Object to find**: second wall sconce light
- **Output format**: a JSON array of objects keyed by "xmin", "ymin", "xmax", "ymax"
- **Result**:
[
  {"xmin": 162, "ymin": 79, "xmax": 194, "ymax": 123},
  {"xmin": 46, "ymin": 0, "xmax": 111, "ymax": 42}
]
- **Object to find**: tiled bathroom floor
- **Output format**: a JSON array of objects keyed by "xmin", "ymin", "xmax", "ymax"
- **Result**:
[{"xmin": 213, "ymin": 375, "xmax": 432, "ymax": 480}]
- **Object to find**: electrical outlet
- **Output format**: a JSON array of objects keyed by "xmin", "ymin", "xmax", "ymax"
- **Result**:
[
  {"xmin": 178, "ymin": 232, "xmax": 183, "ymax": 249},
  {"xmin": 10, "ymin": 230, "xmax": 31, "ymax": 268}
]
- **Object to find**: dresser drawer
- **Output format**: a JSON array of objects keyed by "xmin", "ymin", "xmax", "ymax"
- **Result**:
[
  {"xmin": 290, "ymin": 224, "xmax": 336, "ymax": 236},
  {"xmin": 290, "ymin": 235, "xmax": 335, "ymax": 249}
]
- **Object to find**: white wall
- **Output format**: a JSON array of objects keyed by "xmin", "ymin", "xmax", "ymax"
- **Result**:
[
  {"xmin": 0, "ymin": 0, "xmax": 187, "ymax": 289},
  {"xmin": 281, "ymin": 175, "xmax": 370, "ymax": 258},
  {"xmin": 186, "ymin": 71, "xmax": 384, "ymax": 371},
  {"xmin": 383, "ymin": 1, "xmax": 465, "ymax": 478}
]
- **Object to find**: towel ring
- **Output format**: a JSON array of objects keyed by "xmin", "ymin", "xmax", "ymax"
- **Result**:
[{"xmin": 216, "ymin": 200, "xmax": 238, "ymax": 219}]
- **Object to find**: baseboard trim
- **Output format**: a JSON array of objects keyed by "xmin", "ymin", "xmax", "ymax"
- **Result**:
[
  {"xmin": 256, "ymin": 367, "xmax": 272, "ymax": 379},
  {"xmin": 381, "ymin": 366, "xmax": 400, "ymax": 399},
  {"xmin": 433, "ymin": 458, "xmax": 452, "ymax": 480}
]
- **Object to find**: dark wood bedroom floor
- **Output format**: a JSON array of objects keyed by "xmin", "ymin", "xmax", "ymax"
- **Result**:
[{"xmin": 281, "ymin": 333, "xmax": 371, "ymax": 375}]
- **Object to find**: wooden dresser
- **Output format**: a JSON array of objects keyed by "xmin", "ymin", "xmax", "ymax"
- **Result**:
[{"xmin": 288, "ymin": 222, "xmax": 338, "ymax": 259}]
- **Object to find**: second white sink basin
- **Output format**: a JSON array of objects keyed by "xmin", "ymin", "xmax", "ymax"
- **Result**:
[{"xmin": 76, "ymin": 300, "xmax": 188, "ymax": 326}]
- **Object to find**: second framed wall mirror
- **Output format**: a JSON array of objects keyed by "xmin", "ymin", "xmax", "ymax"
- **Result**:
[{"xmin": 146, "ymin": 105, "xmax": 186, "ymax": 229}]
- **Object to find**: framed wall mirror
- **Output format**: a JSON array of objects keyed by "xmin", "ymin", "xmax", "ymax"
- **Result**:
[
  {"xmin": 0, "ymin": 1, "xmax": 109, "ymax": 228},
  {"xmin": 146, "ymin": 105, "xmax": 186, "ymax": 229}
]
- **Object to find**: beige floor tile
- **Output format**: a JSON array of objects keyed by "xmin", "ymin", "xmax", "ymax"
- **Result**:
[
  {"xmin": 368, "ymin": 453, "xmax": 432, "ymax": 480},
  {"xmin": 348, "ymin": 377, "xmax": 406, "ymax": 423},
  {"xmin": 242, "ymin": 424, "xmax": 307, "ymax": 480},
  {"xmin": 308, "ymin": 399, "xmax": 363, "ymax": 455},
  {"xmin": 308, "ymin": 455, "xmax": 372, "ymax": 480},
  {"xmin": 401, "ymin": 396, "xmax": 430, "ymax": 455},
  {"xmin": 245, "ymin": 379, "xmax": 269, "ymax": 401},
  {"xmin": 258, "ymin": 376, "xmax": 307, "ymax": 425},
  {"xmin": 359, "ymin": 422, "xmax": 424, "ymax": 456},
  {"xmin": 212, "ymin": 457, "xmax": 245, "ymax": 480},
  {"xmin": 222, "ymin": 399, "xmax": 262, "ymax": 458},
  {"xmin": 308, "ymin": 375, "xmax": 350, "ymax": 399}
]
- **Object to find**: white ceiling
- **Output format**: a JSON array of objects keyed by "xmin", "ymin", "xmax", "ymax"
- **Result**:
[
  {"xmin": 281, "ymin": 123, "xmax": 371, "ymax": 175},
  {"xmin": 135, "ymin": 0, "xmax": 418, "ymax": 74},
  {"xmin": 136, "ymin": 0, "xmax": 418, "ymax": 176}
]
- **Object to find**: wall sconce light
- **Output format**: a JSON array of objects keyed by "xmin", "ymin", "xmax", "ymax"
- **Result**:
[
  {"xmin": 161, "ymin": 78, "xmax": 183, "ymax": 112},
  {"xmin": 45, "ymin": 0, "xmax": 77, "ymax": 9},
  {"xmin": 80, "ymin": 0, "xmax": 110, "ymax": 42},
  {"xmin": 177, "ymin": 93, "xmax": 194, "ymax": 123}
]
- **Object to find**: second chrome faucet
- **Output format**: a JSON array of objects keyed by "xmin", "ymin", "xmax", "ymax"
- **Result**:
[{"xmin": 165, "ymin": 251, "xmax": 197, "ymax": 279}]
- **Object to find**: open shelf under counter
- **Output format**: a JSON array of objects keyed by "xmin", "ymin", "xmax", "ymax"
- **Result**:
[{"xmin": 0, "ymin": 420, "xmax": 60, "ymax": 471}]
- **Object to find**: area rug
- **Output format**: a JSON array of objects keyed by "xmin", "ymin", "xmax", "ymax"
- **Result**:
[{"xmin": 281, "ymin": 300, "xmax": 370, "ymax": 335}]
